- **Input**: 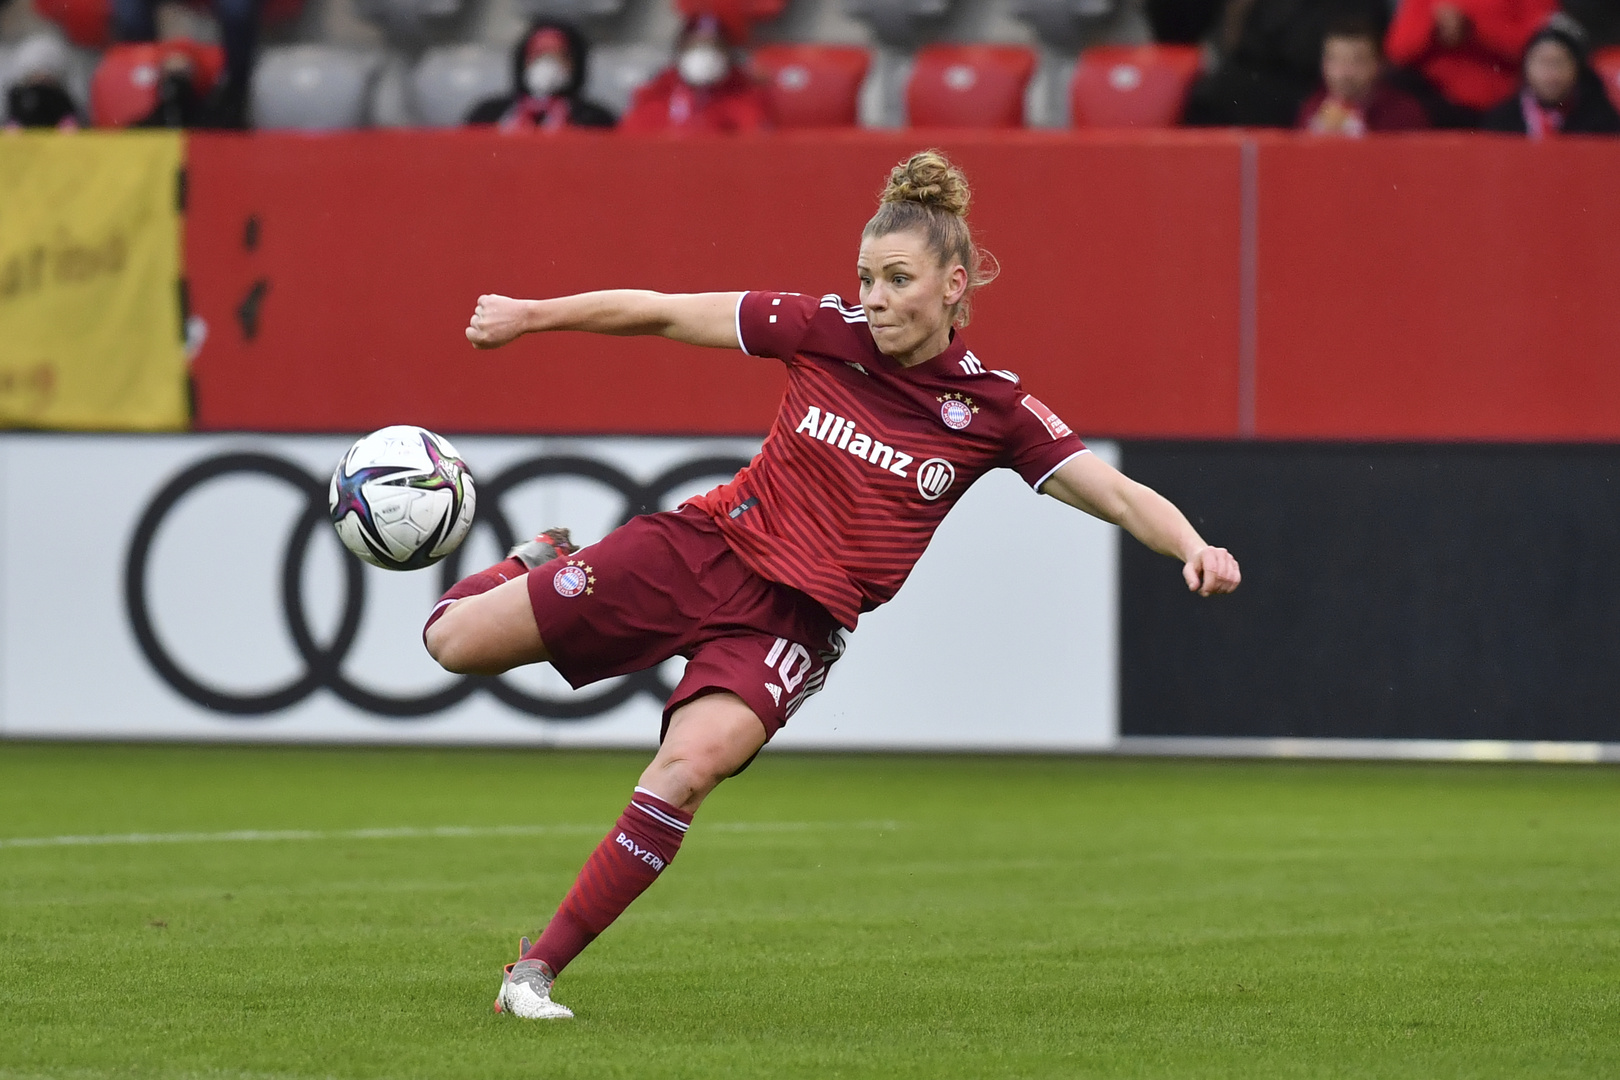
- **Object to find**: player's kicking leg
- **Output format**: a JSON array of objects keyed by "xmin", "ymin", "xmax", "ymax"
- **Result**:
[
  {"xmin": 423, "ymin": 528, "xmax": 574, "ymax": 673},
  {"xmin": 493, "ymin": 692, "xmax": 766, "ymax": 1019},
  {"xmin": 422, "ymin": 511, "xmax": 812, "ymax": 1019}
]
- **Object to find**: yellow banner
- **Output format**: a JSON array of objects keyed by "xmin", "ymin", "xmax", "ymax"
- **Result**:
[{"xmin": 0, "ymin": 132, "xmax": 188, "ymax": 430}]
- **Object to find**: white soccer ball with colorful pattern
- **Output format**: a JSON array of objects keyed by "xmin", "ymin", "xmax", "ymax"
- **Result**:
[{"xmin": 329, "ymin": 425, "xmax": 476, "ymax": 570}]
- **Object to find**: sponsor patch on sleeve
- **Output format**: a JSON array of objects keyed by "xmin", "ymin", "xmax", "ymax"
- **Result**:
[{"xmin": 1019, "ymin": 395, "xmax": 1073, "ymax": 440}]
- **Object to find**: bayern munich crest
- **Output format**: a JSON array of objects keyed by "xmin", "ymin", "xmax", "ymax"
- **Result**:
[
  {"xmin": 554, "ymin": 561, "xmax": 593, "ymax": 598},
  {"xmin": 939, "ymin": 393, "xmax": 976, "ymax": 431}
]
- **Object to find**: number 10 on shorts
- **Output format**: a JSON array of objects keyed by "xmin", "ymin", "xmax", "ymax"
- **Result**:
[{"xmin": 764, "ymin": 637, "xmax": 813, "ymax": 692}]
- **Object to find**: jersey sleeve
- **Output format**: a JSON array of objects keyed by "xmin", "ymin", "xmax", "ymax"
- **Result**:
[
  {"xmin": 1004, "ymin": 392, "xmax": 1089, "ymax": 491},
  {"xmin": 736, "ymin": 291, "xmax": 819, "ymax": 360}
]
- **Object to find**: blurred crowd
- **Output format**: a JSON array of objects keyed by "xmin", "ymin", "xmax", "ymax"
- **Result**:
[
  {"xmin": 2, "ymin": 0, "xmax": 1617, "ymax": 136},
  {"xmin": 1176, "ymin": 0, "xmax": 1619, "ymax": 134}
]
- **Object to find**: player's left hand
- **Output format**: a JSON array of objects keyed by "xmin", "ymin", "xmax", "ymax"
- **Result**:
[{"xmin": 1183, "ymin": 546, "xmax": 1241, "ymax": 596}]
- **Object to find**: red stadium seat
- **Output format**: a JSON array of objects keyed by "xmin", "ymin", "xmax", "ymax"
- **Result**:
[
  {"xmin": 90, "ymin": 40, "xmax": 223, "ymax": 127},
  {"xmin": 1070, "ymin": 44, "xmax": 1200, "ymax": 129},
  {"xmin": 33, "ymin": 0, "xmax": 110, "ymax": 48},
  {"xmin": 1594, "ymin": 47, "xmax": 1620, "ymax": 115},
  {"xmin": 751, "ymin": 44, "xmax": 869, "ymax": 128},
  {"xmin": 906, "ymin": 44, "xmax": 1036, "ymax": 128}
]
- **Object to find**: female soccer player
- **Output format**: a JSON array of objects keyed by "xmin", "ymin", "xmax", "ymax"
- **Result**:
[{"xmin": 428, "ymin": 150, "xmax": 1241, "ymax": 1019}]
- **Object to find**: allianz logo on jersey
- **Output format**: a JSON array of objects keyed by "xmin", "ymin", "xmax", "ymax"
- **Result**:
[{"xmin": 794, "ymin": 405, "xmax": 956, "ymax": 501}]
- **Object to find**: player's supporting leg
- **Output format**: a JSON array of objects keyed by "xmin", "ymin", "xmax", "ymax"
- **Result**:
[
  {"xmin": 494, "ymin": 692, "xmax": 767, "ymax": 1019},
  {"xmin": 423, "ymin": 529, "xmax": 573, "ymax": 675}
]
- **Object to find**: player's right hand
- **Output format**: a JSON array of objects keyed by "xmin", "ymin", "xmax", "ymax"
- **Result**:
[
  {"xmin": 466, "ymin": 294, "xmax": 528, "ymax": 349},
  {"xmin": 1183, "ymin": 545, "xmax": 1241, "ymax": 597}
]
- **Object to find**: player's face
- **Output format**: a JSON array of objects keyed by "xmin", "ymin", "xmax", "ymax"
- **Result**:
[{"xmin": 857, "ymin": 230, "xmax": 966, "ymax": 365}]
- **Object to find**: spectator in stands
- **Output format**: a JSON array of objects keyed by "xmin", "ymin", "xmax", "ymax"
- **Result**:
[
  {"xmin": 4, "ymin": 33, "xmax": 83, "ymax": 129},
  {"xmin": 112, "ymin": 0, "xmax": 255, "ymax": 127},
  {"xmin": 466, "ymin": 20, "xmax": 615, "ymax": 131},
  {"xmin": 1482, "ymin": 13, "xmax": 1620, "ymax": 133},
  {"xmin": 1298, "ymin": 18, "xmax": 1429, "ymax": 133},
  {"xmin": 619, "ymin": 14, "xmax": 768, "ymax": 134},
  {"xmin": 1185, "ymin": 0, "xmax": 1390, "ymax": 127},
  {"xmin": 134, "ymin": 50, "xmax": 207, "ymax": 127},
  {"xmin": 1384, "ymin": 0, "xmax": 1557, "ymax": 127}
]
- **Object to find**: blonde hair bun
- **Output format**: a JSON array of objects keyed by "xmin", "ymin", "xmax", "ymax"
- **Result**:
[
  {"xmin": 879, "ymin": 149, "xmax": 971, "ymax": 219},
  {"xmin": 864, "ymin": 148, "xmax": 995, "ymax": 328}
]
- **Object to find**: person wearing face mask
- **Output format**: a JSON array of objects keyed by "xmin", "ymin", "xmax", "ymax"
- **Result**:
[
  {"xmin": 3, "ymin": 33, "xmax": 83, "ymax": 130},
  {"xmin": 1482, "ymin": 13, "xmax": 1620, "ymax": 135},
  {"xmin": 619, "ymin": 14, "xmax": 768, "ymax": 134},
  {"xmin": 466, "ymin": 20, "xmax": 615, "ymax": 130}
]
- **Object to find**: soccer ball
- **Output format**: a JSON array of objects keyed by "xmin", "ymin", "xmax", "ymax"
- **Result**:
[{"xmin": 329, "ymin": 425, "xmax": 476, "ymax": 570}]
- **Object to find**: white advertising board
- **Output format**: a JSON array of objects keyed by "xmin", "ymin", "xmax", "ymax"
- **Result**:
[{"xmin": 0, "ymin": 434, "xmax": 1119, "ymax": 750}]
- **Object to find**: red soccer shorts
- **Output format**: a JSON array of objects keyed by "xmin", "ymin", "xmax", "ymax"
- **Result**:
[{"xmin": 526, "ymin": 506, "xmax": 845, "ymax": 739}]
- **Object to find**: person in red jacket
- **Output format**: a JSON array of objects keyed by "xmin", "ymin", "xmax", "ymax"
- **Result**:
[
  {"xmin": 1299, "ymin": 17, "xmax": 1430, "ymax": 133},
  {"xmin": 1385, "ymin": 0, "xmax": 1557, "ymax": 126},
  {"xmin": 619, "ymin": 14, "xmax": 768, "ymax": 134}
]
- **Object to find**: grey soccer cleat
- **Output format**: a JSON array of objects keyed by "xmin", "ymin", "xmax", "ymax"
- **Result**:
[
  {"xmin": 493, "ymin": 939, "xmax": 573, "ymax": 1019},
  {"xmin": 507, "ymin": 527, "xmax": 578, "ymax": 570}
]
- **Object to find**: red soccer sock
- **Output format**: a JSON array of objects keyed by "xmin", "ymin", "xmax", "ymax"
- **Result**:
[
  {"xmin": 523, "ymin": 788, "xmax": 692, "ymax": 976},
  {"xmin": 421, "ymin": 556, "xmax": 527, "ymax": 638}
]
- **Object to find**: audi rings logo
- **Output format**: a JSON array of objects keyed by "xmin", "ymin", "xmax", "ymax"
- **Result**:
[{"xmin": 124, "ymin": 449, "xmax": 751, "ymax": 721}]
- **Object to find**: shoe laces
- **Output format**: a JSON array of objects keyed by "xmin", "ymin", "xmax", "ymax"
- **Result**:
[
  {"xmin": 538, "ymin": 528, "xmax": 577, "ymax": 555},
  {"xmin": 509, "ymin": 959, "xmax": 556, "ymax": 993}
]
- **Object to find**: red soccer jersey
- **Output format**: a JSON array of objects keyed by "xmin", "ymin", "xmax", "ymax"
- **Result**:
[{"xmin": 688, "ymin": 291, "xmax": 1088, "ymax": 630}]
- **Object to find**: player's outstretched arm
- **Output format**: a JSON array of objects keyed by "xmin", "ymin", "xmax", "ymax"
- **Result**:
[
  {"xmin": 1041, "ymin": 453, "xmax": 1241, "ymax": 597},
  {"xmin": 466, "ymin": 291, "xmax": 745, "ymax": 351}
]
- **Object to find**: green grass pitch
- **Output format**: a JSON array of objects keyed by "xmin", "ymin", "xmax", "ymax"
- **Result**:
[{"xmin": 1, "ymin": 744, "xmax": 1617, "ymax": 1079}]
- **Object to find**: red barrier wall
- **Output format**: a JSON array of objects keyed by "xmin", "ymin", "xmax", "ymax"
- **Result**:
[
  {"xmin": 185, "ymin": 130, "xmax": 1620, "ymax": 440},
  {"xmin": 185, "ymin": 131, "xmax": 1243, "ymax": 436},
  {"xmin": 1254, "ymin": 136, "xmax": 1620, "ymax": 440}
]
